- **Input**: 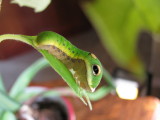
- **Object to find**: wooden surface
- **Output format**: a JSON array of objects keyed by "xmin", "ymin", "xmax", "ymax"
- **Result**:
[
  {"xmin": 71, "ymin": 96, "xmax": 159, "ymax": 120},
  {"xmin": 31, "ymin": 80, "xmax": 160, "ymax": 120}
]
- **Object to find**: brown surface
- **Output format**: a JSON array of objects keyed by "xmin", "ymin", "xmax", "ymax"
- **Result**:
[{"xmin": 31, "ymin": 80, "xmax": 160, "ymax": 120}]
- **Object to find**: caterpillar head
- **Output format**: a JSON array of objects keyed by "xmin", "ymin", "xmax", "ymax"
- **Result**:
[{"xmin": 85, "ymin": 53, "xmax": 103, "ymax": 92}]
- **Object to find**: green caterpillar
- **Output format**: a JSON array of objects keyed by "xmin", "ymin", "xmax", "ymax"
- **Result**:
[
  {"xmin": 35, "ymin": 31, "xmax": 103, "ymax": 92},
  {"xmin": 0, "ymin": 31, "xmax": 103, "ymax": 109}
]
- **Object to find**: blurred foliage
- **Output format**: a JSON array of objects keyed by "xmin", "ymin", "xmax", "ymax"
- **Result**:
[
  {"xmin": 81, "ymin": 0, "xmax": 160, "ymax": 79},
  {"xmin": 134, "ymin": 0, "xmax": 160, "ymax": 32}
]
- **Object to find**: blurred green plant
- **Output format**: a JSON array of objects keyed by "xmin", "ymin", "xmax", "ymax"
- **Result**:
[
  {"xmin": 0, "ymin": 58, "xmax": 49, "ymax": 119},
  {"xmin": 80, "ymin": 0, "xmax": 160, "ymax": 80}
]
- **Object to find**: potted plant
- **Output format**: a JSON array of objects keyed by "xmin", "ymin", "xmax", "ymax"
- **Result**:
[{"xmin": 0, "ymin": 58, "xmax": 76, "ymax": 120}]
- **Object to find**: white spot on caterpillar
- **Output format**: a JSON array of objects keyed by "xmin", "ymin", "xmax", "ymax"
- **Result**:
[
  {"xmin": 91, "ymin": 53, "xmax": 97, "ymax": 59},
  {"xmin": 69, "ymin": 69, "xmax": 76, "ymax": 75},
  {"xmin": 75, "ymin": 76, "xmax": 78, "ymax": 80},
  {"xmin": 78, "ymin": 80, "xmax": 81, "ymax": 85},
  {"xmin": 90, "ymin": 87, "xmax": 95, "ymax": 92}
]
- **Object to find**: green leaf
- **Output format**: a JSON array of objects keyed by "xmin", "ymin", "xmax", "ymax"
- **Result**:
[
  {"xmin": 81, "ymin": 0, "xmax": 146, "ymax": 79},
  {"xmin": 0, "ymin": 110, "xmax": 4, "ymax": 120},
  {"xmin": 0, "ymin": 34, "xmax": 36, "ymax": 46},
  {"xmin": 9, "ymin": 58, "xmax": 50, "ymax": 99},
  {"xmin": 18, "ymin": 87, "xmax": 74, "ymax": 103},
  {"xmin": 0, "ymin": 74, "xmax": 6, "ymax": 93},
  {"xmin": 11, "ymin": 0, "xmax": 52, "ymax": 13},
  {"xmin": 17, "ymin": 90, "xmax": 42, "ymax": 103},
  {"xmin": 134, "ymin": 0, "xmax": 160, "ymax": 32},
  {"xmin": 1, "ymin": 112, "xmax": 16, "ymax": 120},
  {"xmin": 0, "ymin": 90, "xmax": 20, "ymax": 111},
  {"xmin": 42, "ymin": 87, "xmax": 75, "ymax": 97},
  {"xmin": 0, "ymin": 75, "xmax": 6, "ymax": 117},
  {"xmin": 88, "ymin": 86, "xmax": 113, "ymax": 101},
  {"xmin": 102, "ymin": 68, "xmax": 115, "ymax": 89}
]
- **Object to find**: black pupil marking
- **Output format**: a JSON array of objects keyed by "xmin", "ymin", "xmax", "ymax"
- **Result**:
[{"xmin": 93, "ymin": 65, "xmax": 99, "ymax": 75}]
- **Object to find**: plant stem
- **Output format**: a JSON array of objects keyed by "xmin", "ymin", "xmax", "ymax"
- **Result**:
[
  {"xmin": 0, "ymin": 90, "xmax": 20, "ymax": 112},
  {"xmin": 0, "ymin": 110, "xmax": 4, "ymax": 120},
  {"xmin": 1, "ymin": 112, "xmax": 17, "ymax": 120},
  {"xmin": 103, "ymin": 67, "xmax": 116, "ymax": 89},
  {"xmin": 10, "ymin": 58, "xmax": 50, "ymax": 99},
  {"xmin": 0, "ymin": 34, "xmax": 36, "ymax": 46},
  {"xmin": 0, "ymin": 74, "xmax": 6, "ymax": 93},
  {"xmin": 88, "ymin": 86, "xmax": 113, "ymax": 101},
  {"xmin": 0, "ymin": 75, "xmax": 6, "ymax": 118}
]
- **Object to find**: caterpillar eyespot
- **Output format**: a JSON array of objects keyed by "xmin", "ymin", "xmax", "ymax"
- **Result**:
[{"xmin": 92, "ymin": 65, "xmax": 101, "ymax": 76}]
